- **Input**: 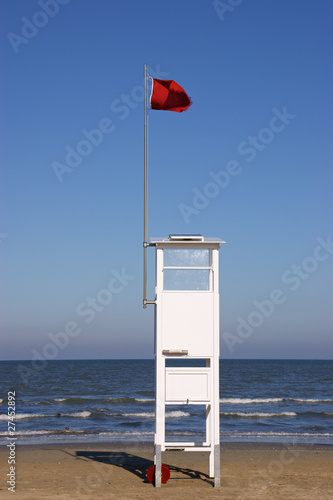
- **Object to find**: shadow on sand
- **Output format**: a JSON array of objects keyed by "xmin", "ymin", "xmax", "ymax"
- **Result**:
[{"xmin": 74, "ymin": 450, "xmax": 212, "ymax": 485}]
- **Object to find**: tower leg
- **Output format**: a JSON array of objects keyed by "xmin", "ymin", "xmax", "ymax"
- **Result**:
[
  {"xmin": 214, "ymin": 444, "xmax": 220, "ymax": 487},
  {"xmin": 206, "ymin": 403, "xmax": 214, "ymax": 477},
  {"xmin": 209, "ymin": 448, "xmax": 214, "ymax": 478},
  {"xmin": 154, "ymin": 444, "xmax": 161, "ymax": 487}
]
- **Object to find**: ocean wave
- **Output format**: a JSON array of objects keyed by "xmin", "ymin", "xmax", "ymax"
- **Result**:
[
  {"xmin": 134, "ymin": 398, "xmax": 155, "ymax": 403},
  {"xmin": 290, "ymin": 398, "xmax": 333, "ymax": 403},
  {"xmin": 53, "ymin": 397, "xmax": 91, "ymax": 404},
  {"xmin": 221, "ymin": 411, "xmax": 297, "ymax": 418},
  {"xmin": 220, "ymin": 398, "xmax": 284, "ymax": 404},
  {"xmin": 66, "ymin": 411, "xmax": 92, "ymax": 418},
  {"xmin": 0, "ymin": 410, "xmax": 92, "ymax": 420},
  {"xmin": 98, "ymin": 431, "xmax": 154, "ymax": 436},
  {"xmin": 289, "ymin": 411, "xmax": 333, "ymax": 418},
  {"xmin": 54, "ymin": 396, "xmax": 140, "ymax": 405},
  {"xmin": 166, "ymin": 410, "xmax": 190, "ymax": 418},
  {"xmin": 219, "ymin": 397, "xmax": 333, "ymax": 404},
  {"xmin": 121, "ymin": 412, "xmax": 155, "ymax": 418},
  {"xmin": 106, "ymin": 397, "xmax": 139, "ymax": 404},
  {"xmin": 221, "ymin": 431, "xmax": 333, "ymax": 437},
  {"xmin": 121, "ymin": 411, "xmax": 190, "ymax": 419},
  {"xmin": 0, "ymin": 413, "xmax": 44, "ymax": 420},
  {"xmin": 0, "ymin": 429, "xmax": 86, "ymax": 437},
  {"xmin": 0, "ymin": 430, "xmax": 54, "ymax": 436}
]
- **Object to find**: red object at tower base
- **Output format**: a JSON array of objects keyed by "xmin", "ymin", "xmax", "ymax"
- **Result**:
[{"xmin": 146, "ymin": 464, "xmax": 171, "ymax": 484}]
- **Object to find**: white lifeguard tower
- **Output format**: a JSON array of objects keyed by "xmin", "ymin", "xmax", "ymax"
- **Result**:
[
  {"xmin": 148, "ymin": 233, "xmax": 223, "ymax": 487},
  {"xmin": 141, "ymin": 64, "xmax": 223, "ymax": 487}
]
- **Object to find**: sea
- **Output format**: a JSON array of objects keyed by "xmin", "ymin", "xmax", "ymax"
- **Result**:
[{"xmin": 0, "ymin": 359, "xmax": 332, "ymax": 446}]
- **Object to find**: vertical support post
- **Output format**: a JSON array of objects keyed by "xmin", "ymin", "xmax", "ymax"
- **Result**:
[
  {"xmin": 214, "ymin": 444, "xmax": 220, "ymax": 487},
  {"xmin": 143, "ymin": 63, "xmax": 148, "ymax": 309},
  {"xmin": 212, "ymin": 248, "xmax": 221, "ymax": 487},
  {"xmin": 206, "ymin": 357, "xmax": 213, "ymax": 475},
  {"xmin": 154, "ymin": 444, "xmax": 162, "ymax": 487},
  {"xmin": 154, "ymin": 245, "xmax": 164, "ymax": 487},
  {"xmin": 206, "ymin": 403, "xmax": 211, "ymax": 446},
  {"xmin": 207, "ymin": 403, "xmax": 214, "ymax": 478}
]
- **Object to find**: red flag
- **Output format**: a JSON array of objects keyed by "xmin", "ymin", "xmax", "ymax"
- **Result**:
[{"xmin": 150, "ymin": 79, "xmax": 192, "ymax": 113}]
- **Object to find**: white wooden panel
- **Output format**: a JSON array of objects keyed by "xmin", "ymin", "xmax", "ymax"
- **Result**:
[
  {"xmin": 165, "ymin": 368, "xmax": 210, "ymax": 401},
  {"xmin": 161, "ymin": 292, "xmax": 214, "ymax": 357}
]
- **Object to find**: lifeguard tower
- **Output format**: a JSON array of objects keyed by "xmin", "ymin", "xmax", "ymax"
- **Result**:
[{"xmin": 148, "ymin": 233, "xmax": 223, "ymax": 487}]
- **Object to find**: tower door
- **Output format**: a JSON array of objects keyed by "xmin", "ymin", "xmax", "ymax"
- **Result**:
[{"xmin": 161, "ymin": 292, "xmax": 214, "ymax": 357}]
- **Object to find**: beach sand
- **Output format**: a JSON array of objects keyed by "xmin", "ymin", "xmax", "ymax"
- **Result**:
[{"xmin": 0, "ymin": 442, "xmax": 332, "ymax": 499}]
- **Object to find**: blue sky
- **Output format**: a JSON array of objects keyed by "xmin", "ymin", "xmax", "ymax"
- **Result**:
[{"xmin": 1, "ymin": 0, "xmax": 332, "ymax": 360}]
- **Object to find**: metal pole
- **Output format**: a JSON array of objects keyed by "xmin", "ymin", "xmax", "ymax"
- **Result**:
[{"xmin": 143, "ymin": 64, "xmax": 148, "ymax": 309}]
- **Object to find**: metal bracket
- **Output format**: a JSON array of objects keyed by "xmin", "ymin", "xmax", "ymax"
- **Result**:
[{"xmin": 143, "ymin": 299, "xmax": 156, "ymax": 307}]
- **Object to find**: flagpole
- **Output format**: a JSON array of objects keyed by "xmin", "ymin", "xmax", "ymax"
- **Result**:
[{"xmin": 143, "ymin": 63, "xmax": 148, "ymax": 309}]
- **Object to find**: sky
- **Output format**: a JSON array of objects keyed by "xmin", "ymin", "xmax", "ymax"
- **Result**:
[{"xmin": 1, "ymin": 0, "xmax": 332, "ymax": 361}]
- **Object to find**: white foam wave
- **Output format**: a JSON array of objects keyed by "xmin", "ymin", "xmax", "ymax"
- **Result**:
[
  {"xmin": 220, "ymin": 398, "xmax": 283, "ymax": 404},
  {"xmin": 291, "ymin": 398, "xmax": 333, "ymax": 403},
  {"xmin": 0, "ymin": 413, "xmax": 44, "ymax": 420},
  {"xmin": 0, "ymin": 430, "xmax": 87, "ymax": 438},
  {"xmin": 220, "ymin": 397, "xmax": 333, "ymax": 404},
  {"xmin": 166, "ymin": 410, "xmax": 190, "ymax": 418},
  {"xmin": 221, "ymin": 411, "xmax": 297, "ymax": 418},
  {"xmin": 0, "ymin": 410, "xmax": 92, "ymax": 420},
  {"xmin": 134, "ymin": 398, "xmax": 155, "ymax": 402},
  {"xmin": 54, "ymin": 398, "xmax": 66, "ymax": 402},
  {"xmin": 222, "ymin": 431, "xmax": 333, "ymax": 437},
  {"xmin": 122, "ymin": 412, "xmax": 154, "ymax": 418},
  {"xmin": 66, "ymin": 411, "xmax": 91, "ymax": 418},
  {"xmin": 121, "ymin": 411, "xmax": 190, "ymax": 419},
  {"xmin": 0, "ymin": 430, "xmax": 54, "ymax": 436},
  {"xmin": 99, "ymin": 431, "xmax": 154, "ymax": 436}
]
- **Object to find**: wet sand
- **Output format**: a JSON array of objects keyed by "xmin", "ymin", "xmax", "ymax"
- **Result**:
[{"xmin": 0, "ymin": 441, "xmax": 332, "ymax": 499}]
